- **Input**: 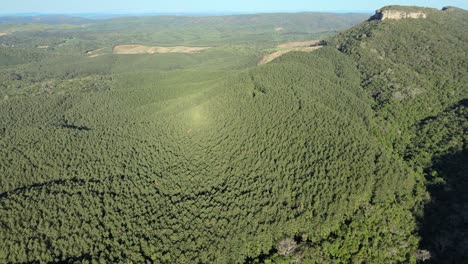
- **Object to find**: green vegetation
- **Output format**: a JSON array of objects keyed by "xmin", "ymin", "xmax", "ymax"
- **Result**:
[
  {"xmin": 327, "ymin": 6, "xmax": 468, "ymax": 150},
  {"xmin": 405, "ymin": 100, "xmax": 468, "ymax": 263},
  {"xmin": 0, "ymin": 6, "xmax": 467, "ymax": 263}
]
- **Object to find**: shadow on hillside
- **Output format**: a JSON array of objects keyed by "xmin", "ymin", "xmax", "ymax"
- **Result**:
[
  {"xmin": 419, "ymin": 150, "xmax": 468, "ymax": 263},
  {"xmin": 418, "ymin": 99, "xmax": 468, "ymax": 126}
]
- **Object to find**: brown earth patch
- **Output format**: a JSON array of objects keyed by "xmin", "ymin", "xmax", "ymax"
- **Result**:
[
  {"xmin": 87, "ymin": 47, "xmax": 105, "ymax": 54},
  {"xmin": 259, "ymin": 46, "xmax": 322, "ymax": 65},
  {"xmin": 113, "ymin": 45, "xmax": 211, "ymax": 55},
  {"xmin": 0, "ymin": 32, "xmax": 8, "ymax": 36},
  {"xmin": 89, "ymin": 54, "xmax": 103, "ymax": 58},
  {"xmin": 87, "ymin": 48, "xmax": 107, "ymax": 58},
  {"xmin": 37, "ymin": 46, "xmax": 49, "ymax": 49},
  {"xmin": 259, "ymin": 50, "xmax": 291, "ymax": 65},
  {"xmin": 259, "ymin": 40, "xmax": 323, "ymax": 65},
  {"xmin": 278, "ymin": 40, "xmax": 321, "ymax": 49}
]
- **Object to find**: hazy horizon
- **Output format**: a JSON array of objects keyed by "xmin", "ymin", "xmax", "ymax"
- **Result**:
[
  {"xmin": 0, "ymin": 10, "xmax": 374, "ymax": 19},
  {"xmin": 1, "ymin": 0, "xmax": 467, "ymax": 16}
]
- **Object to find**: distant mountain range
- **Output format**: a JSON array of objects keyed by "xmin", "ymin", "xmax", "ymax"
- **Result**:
[
  {"xmin": 0, "ymin": 11, "xmax": 372, "ymax": 23},
  {"xmin": 0, "ymin": 15, "xmax": 92, "ymax": 24}
]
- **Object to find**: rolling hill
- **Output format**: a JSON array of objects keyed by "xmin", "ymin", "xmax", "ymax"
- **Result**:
[{"xmin": 0, "ymin": 6, "xmax": 466, "ymax": 263}]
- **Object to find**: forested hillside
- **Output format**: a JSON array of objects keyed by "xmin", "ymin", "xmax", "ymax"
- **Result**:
[
  {"xmin": 323, "ymin": 5, "xmax": 468, "ymax": 263},
  {"xmin": 328, "ymin": 6, "xmax": 468, "ymax": 150},
  {"xmin": 405, "ymin": 100, "xmax": 468, "ymax": 263},
  {"xmin": 0, "ymin": 6, "xmax": 466, "ymax": 264}
]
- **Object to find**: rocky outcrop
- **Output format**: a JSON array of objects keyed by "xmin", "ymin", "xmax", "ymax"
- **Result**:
[{"xmin": 372, "ymin": 9, "xmax": 427, "ymax": 20}]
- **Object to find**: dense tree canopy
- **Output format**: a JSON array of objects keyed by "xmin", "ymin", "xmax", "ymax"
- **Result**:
[{"xmin": 0, "ymin": 5, "xmax": 466, "ymax": 263}]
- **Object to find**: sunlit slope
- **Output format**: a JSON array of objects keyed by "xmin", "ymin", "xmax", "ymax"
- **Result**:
[
  {"xmin": 0, "ymin": 46, "xmax": 259, "ymax": 98},
  {"xmin": 0, "ymin": 48, "xmax": 422, "ymax": 262}
]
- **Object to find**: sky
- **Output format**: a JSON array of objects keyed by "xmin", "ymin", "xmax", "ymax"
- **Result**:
[{"xmin": 1, "ymin": 0, "xmax": 467, "ymax": 14}]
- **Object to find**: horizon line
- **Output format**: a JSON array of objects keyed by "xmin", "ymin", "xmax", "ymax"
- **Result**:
[{"xmin": 0, "ymin": 10, "xmax": 374, "ymax": 16}]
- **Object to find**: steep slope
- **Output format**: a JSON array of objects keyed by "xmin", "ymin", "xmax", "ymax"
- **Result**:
[
  {"xmin": 323, "ymin": 5, "xmax": 468, "ymax": 263},
  {"xmin": 404, "ymin": 100, "xmax": 468, "ymax": 263},
  {"xmin": 327, "ymin": 6, "xmax": 468, "ymax": 150}
]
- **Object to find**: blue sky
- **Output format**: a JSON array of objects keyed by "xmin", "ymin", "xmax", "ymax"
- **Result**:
[{"xmin": 1, "ymin": 0, "xmax": 467, "ymax": 14}]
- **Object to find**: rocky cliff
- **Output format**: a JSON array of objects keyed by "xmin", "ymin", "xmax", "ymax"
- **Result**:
[{"xmin": 373, "ymin": 9, "xmax": 427, "ymax": 20}]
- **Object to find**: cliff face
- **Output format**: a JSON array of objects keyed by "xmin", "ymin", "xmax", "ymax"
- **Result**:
[
  {"xmin": 374, "ymin": 9, "xmax": 427, "ymax": 20},
  {"xmin": 369, "ymin": 5, "xmax": 466, "ymax": 21}
]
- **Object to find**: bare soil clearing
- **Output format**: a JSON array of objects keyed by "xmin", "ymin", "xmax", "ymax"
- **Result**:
[
  {"xmin": 113, "ymin": 45, "xmax": 211, "ymax": 55},
  {"xmin": 0, "ymin": 32, "xmax": 8, "ymax": 36},
  {"xmin": 259, "ymin": 50, "xmax": 290, "ymax": 65},
  {"xmin": 259, "ymin": 46, "xmax": 322, "ymax": 65},
  {"xmin": 259, "ymin": 40, "xmax": 322, "ymax": 65},
  {"xmin": 87, "ymin": 48, "xmax": 107, "ymax": 58},
  {"xmin": 278, "ymin": 40, "xmax": 321, "ymax": 49},
  {"xmin": 88, "ymin": 48, "xmax": 105, "ymax": 54}
]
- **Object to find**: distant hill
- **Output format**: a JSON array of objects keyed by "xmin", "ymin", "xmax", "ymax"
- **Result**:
[
  {"xmin": 95, "ymin": 12, "xmax": 369, "ymax": 34},
  {"xmin": 0, "ymin": 15, "xmax": 91, "ymax": 24},
  {"xmin": 0, "ymin": 12, "xmax": 369, "ymax": 51},
  {"xmin": 0, "ymin": 12, "xmax": 368, "ymax": 29}
]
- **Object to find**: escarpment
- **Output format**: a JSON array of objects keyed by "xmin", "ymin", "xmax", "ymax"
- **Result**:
[
  {"xmin": 368, "ymin": 6, "xmax": 440, "ymax": 20},
  {"xmin": 370, "ymin": 5, "xmax": 463, "ymax": 21},
  {"xmin": 375, "ymin": 9, "xmax": 426, "ymax": 20}
]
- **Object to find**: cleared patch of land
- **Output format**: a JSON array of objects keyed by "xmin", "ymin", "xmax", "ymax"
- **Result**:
[
  {"xmin": 37, "ymin": 46, "xmax": 49, "ymax": 49},
  {"xmin": 259, "ymin": 46, "xmax": 322, "ymax": 65},
  {"xmin": 0, "ymin": 32, "xmax": 8, "ymax": 36},
  {"xmin": 86, "ymin": 47, "xmax": 107, "ymax": 58},
  {"xmin": 278, "ymin": 40, "xmax": 321, "ymax": 48},
  {"xmin": 88, "ymin": 47, "xmax": 105, "ymax": 53},
  {"xmin": 113, "ymin": 45, "xmax": 211, "ymax": 55},
  {"xmin": 275, "ymin": 27, "xmax": 284, "ymax": 32},
  {"xmin": 259, "ymin": 40, "xmax": 322, "ymax": 65}
]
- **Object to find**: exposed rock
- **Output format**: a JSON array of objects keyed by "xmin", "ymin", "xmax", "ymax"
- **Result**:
[{"xmin": 372, "ymin": 9, "xmax": 427, "ymax": 20}]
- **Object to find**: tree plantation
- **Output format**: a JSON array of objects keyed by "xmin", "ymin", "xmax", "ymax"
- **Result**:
[{"xmin": 0, "ymin": 5, "xmax": 466, "ymax": 264}]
